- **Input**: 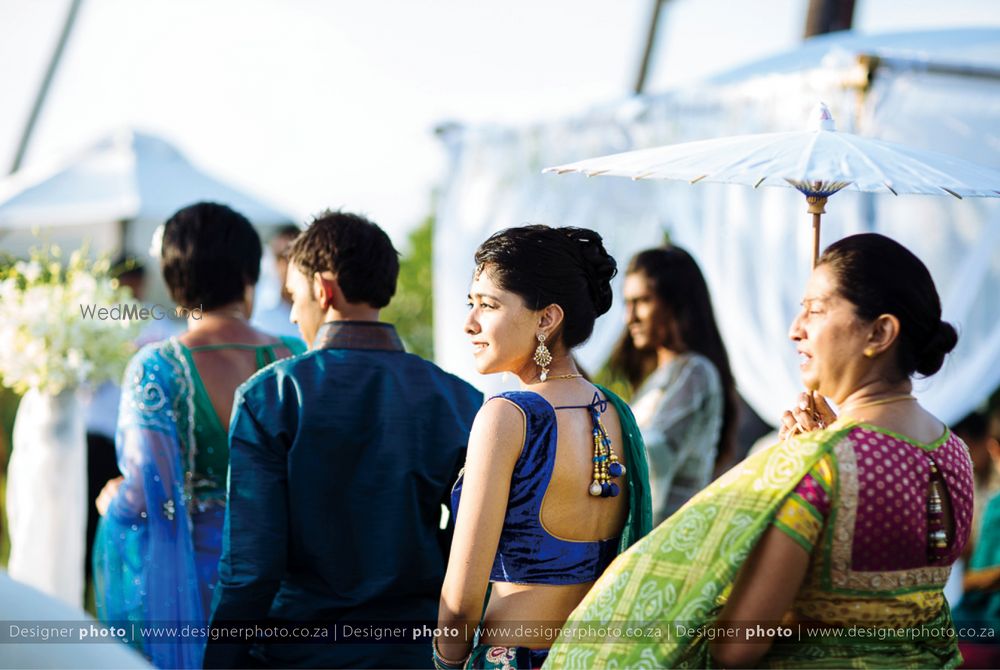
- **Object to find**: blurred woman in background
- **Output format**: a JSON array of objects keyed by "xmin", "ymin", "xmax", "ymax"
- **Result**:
[
  {"xmin": 609, "ymin": 246, "xmax": 737, "ymax": 523},
  {"xmin": 951, "ymin": 410, "xmax": 1000, "ymax": 668}
]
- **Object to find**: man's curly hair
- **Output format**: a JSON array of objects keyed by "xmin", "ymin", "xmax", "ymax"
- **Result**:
[{"xmin": 287, "ymin": 210, "xmax": 399, "ymax": 308}]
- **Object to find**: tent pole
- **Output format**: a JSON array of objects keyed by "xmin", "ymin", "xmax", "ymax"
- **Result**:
[
  {"xmin": 804, "ymin": 0, "xmax": 855, "ymax": 38},
  {"xmin": 633, "ymin": 0, "xmax": 666, "ymax": 95},
  {"xmin": 8, "ymin": 0, "xmax": 84, "ymax": 175}
]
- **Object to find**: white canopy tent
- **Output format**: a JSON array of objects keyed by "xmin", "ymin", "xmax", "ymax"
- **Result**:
[
  {"xmin": 0, "ymin": 128, "xmax": 292, "ymax": 226},
  {"xmin": 433, "ymin": 28, "xmax": 1000, "ymax": 427},
  {"xmin": 0, "ymin": 128, "xmax": 294, "ymax": 304}
]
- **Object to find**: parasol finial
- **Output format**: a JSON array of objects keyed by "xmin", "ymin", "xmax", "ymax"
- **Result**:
[{"xmin": 809, "ymin": 102, "xmax": 836, "ymax": 132}]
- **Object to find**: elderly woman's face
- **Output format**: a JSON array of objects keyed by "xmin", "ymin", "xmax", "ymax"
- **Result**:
[
  {"xmin": 788, "ymin": 263, "xmax": 873, "ymax": 402},
  {"xmin": 464, "ymin": 266, "xmax": 539, "ymax": 376}
]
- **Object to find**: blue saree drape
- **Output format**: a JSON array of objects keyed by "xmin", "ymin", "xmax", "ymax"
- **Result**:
[{"xmin": 92, "ymin": 340, "xmax": 216, "ymax": 669}]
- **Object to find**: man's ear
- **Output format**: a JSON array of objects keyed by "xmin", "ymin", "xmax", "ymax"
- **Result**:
[
  {"xmin": 866, "ymin": 313, "xmax": 901, "ymax": 356},
  {"xmin": 537, "ymin": 303, "xmax": 565, "ymax": 340},
  {"xmin": 312, "ymin": 272, "xmax": 342, "ymax": 311}
]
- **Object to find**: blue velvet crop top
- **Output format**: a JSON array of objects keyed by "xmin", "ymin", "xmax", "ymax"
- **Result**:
[{"xmin": 450, "ymin": 390, "xmax": 621, "ymax": 585}]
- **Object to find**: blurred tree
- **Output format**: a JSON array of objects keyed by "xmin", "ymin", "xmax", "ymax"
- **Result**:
[
  {"xmin": 0, "ymin": 388, "xmax": 15, "ymax": 569},
  {"xmin": 0, "ymin": 253, "xmax": 18, "ymax": 567},
  {"xmin": 383, "ymin": 215, "xmax": 434, "ymax": 360}
]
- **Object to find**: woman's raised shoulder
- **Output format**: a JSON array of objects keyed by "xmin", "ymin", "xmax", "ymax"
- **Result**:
[
  {"xmin": 477, "ymin": 393, "xmax": 529, "ymax": 427},
  {"xmin": 124, "ymin": 340, "xmax": 177, "ymax": 381},
  {"xmin": 468, "ymin": 394, "xmax": 529, "ymax": 458},
  {"xmin": 119, "ymin": 340, "xmax": 185, "ymax": 418}
]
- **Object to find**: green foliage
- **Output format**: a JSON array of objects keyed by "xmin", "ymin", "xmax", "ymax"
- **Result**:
[
  {"xmin": 0, "ymin": 473, "xmax": 7, "ymax": 569},
  {"xmin": 383, "ymin": 215, "xmax": 435, "ymax": 360},
  {"xmin": 0, "ymin": 388, "xmax": 18, "ymax": 568},
  {"xmin": 593, "ymin": 365, "xmax": 633, "ymax": 403}
]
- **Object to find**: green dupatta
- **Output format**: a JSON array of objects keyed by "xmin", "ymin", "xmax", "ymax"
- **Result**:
[
  {"xmin": 544, "ymin": 419, "xmax": 962, "ymax": 668},
  {"xmin": 597, "ymin": 384, "xmax": 654, "ymax": 553}
]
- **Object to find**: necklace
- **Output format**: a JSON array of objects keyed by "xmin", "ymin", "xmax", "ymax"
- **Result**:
[
  {"xmin": 841, "ymin": 394, "xmax": 915, "ymax": 415},
  {"xmin": 543, "ymin": 373, "xmax": 583, "ymax": 381}
]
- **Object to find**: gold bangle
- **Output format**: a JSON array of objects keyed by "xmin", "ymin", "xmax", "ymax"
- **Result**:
[{"xmin": 432, "ymin": 637, "xmax": 469, "ymax": 670}]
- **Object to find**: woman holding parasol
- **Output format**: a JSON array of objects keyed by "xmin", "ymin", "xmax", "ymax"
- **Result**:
[{"xmin": 545, "ymin": 233, "xmax": 973, "ymax": 668}]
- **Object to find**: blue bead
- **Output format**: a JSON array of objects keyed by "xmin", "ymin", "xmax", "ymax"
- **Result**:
[
  {"xmin": 608, "ymin": 483, "xmax": 620, "ymax": 497},
  {"xmin": 601, "ymin": 483, "xmax": 611, "ymax": 497},
  {"xmin": 608, "ymin": 462, "xmax": 624, "ymax": 477}
]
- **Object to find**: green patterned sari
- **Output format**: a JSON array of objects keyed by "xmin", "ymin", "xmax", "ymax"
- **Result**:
[{"xmin": 544, "ymin": 420, "xmax": 962, "ymax": 669}]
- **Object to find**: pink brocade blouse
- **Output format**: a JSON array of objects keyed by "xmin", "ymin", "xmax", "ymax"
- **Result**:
[{"xmin": 773, "ymin": 424, "xmax": 974, "ymax": 627}]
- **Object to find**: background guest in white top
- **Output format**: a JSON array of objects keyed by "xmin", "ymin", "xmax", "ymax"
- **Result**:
[{"xmin": 608, "ymin": 246, "xmax": 737, "ymax": 523}]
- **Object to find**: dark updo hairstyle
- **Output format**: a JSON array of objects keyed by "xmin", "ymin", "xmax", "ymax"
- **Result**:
[
  {"xmin": 818, "ymin": 233, "xmax": 958, "ymax": 378},
  {"xmin": 473, "ymin": 224, "xmax": 617, "ymax": 349},
  {"xmin": 609, "ymin": 246, "xmax": 738, "ymax": 469},
  {"xmin": 160, "ymin": 202, "xmax": 262, "ymax": 310}
]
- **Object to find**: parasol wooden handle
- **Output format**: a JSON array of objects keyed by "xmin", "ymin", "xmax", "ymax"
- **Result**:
[{"xmin": 806, "ymin": 196, "xmax": 827, "ymax": 267}]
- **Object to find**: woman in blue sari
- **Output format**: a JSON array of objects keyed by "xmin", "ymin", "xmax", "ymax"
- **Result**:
[{"xmin": 92, "ymin": 203, "xmax": 305, "ymax": 669}]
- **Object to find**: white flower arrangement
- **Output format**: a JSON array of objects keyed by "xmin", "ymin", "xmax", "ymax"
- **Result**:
[{"xmin": 0, "ymin": 244, "xmax": 140, "ymax": 395}]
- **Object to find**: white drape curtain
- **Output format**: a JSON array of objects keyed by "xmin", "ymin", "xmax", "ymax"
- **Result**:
[{"xmin": 434, "ymin": 60, "xmax": 1000, "ymax": 425}]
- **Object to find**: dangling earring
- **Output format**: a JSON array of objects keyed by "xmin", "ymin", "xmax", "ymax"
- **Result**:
[{"xmin": 534, "ymin": 332, "xmax": 552, "ymax": 381}]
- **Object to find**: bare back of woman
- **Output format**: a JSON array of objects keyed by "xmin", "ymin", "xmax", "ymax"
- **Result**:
[
  {"xmin": 482, "ymin": 381, "xmax": 628, "ymax": 647},
  {"xmin": 179, "ymin": 316, "xmax": 296, "ymax": 431}
]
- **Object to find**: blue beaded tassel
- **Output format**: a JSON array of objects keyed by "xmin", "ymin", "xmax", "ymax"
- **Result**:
[{"xmin": 588, "ymin": 402, "xmax": 625, "ymax": 497}]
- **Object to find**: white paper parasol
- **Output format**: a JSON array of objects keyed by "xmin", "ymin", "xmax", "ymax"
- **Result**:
[{"xmin": 544, "ymin": 103, "xmax": 1000, "ymax": 265}]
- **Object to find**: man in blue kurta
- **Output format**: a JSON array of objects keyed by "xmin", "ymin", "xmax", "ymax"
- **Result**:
[{"xmin": 204, "ymin": 211, "xmax": 482, "ymax": 669}]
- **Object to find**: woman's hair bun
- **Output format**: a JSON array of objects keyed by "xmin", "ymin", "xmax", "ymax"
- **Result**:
[
  {"xmin": 473, "ymin": 224, "xmax": 618, "ymax": 350},
  {"xmin": 818, "ymin": 233, "xmax": 958, "ymax": 379},
  {"xmin": 915, "ymin": 320, "xmax": 958, "ymax": 376},
  {"xmin": 562, "ymin": 227, "xmax": 617, "ymax": 316}
]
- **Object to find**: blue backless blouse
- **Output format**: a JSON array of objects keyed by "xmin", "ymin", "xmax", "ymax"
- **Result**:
[{"xmin": 451, "ymin": 390, "xmax": 622, "ymax": 585}]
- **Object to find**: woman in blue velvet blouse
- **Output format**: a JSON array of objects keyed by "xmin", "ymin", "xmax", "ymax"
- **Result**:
[{"xmin": 435, "ymin": 225, "xmax": 653, "ymax": 670}]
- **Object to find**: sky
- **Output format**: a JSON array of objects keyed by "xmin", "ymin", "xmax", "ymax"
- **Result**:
[{"xmin": 1, "ymin": 0, "xmax": 999, "ymax": 248}]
